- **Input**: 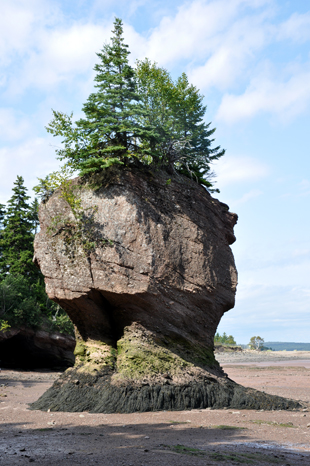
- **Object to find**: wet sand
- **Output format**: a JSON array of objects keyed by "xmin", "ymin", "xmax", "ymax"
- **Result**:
[
  {"xmin": 224, "ymin": 359, "xmax": 310, "ymax": 368},
  {"xmin": 0, "ymin": 352, "xmax": 309, "ymax": 465}
]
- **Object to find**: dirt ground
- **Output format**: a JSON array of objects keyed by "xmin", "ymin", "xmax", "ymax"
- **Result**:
[{"xmin": 1, "ymin": 351, "xmax": 310, "ymax": 466}]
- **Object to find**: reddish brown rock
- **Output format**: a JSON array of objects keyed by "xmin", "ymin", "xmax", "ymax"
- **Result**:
[
  {"xmin": 34, "ymin": 168, "xmax": 237, "ymax": 347},
  {"xmin": 31, "ymin": 168, "xmax": 300, "ymax": 413}
]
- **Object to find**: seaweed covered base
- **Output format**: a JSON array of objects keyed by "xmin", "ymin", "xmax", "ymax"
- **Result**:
[
  {"xmin": 30, "ymin": 324, "xmax": 302, "ymax": 413},
  {"xmin": 30, "ymin": 366, "xmax": 301, "ymax": 413}
]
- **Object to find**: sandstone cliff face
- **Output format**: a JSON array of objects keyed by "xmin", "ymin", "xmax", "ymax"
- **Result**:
[{"xmin": 31, "ymin": 168, "xmax": 300, "ymax": 412}]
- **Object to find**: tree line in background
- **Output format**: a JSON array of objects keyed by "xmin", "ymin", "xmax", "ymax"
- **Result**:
[
  {"xmin": 215, "ymin": 333, "xmax": 270, "ymax": 350},
  {"xmin": 214, "ymin": 332, "xmax": 237, "ymax": 346},
  {"xmin": 0, "ymin": 176, "xmax": 73, "ymax": 335}
]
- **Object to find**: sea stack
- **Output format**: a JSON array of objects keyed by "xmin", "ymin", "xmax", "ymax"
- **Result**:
[{"xmin": 31, "ymin": 168, "xmax": 300, "ymax": 412}]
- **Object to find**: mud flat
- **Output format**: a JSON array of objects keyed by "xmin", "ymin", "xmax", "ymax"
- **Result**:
[
  {"xmin": 0, "ymin": 358, "xmax": 309, "ymax": 466},
  {"xmin": 216, "ymin": 350, "xmax": 310, "ymax": 365}
]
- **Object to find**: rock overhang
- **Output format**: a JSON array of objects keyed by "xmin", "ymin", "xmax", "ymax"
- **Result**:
[{"xmin": 30, "ymin": 168, "xmax": 301, "ymax": 412}]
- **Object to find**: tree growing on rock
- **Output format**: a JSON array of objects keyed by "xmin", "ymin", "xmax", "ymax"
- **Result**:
[
  {"xmin": 40, "ymin": 18, "xmax": 224, "ymax": 197},
  {"xmin": 45, "ymin": 18, "xmax": 158, "ymax": 177},
  {"xmin": 136, "ymin": 59, "xmax": 224, "ymax": 189}
]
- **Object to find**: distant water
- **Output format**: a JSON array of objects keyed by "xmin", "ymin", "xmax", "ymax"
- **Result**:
[{"xmin": 265, "ymin": 342, "xmax": 310, "ymax": 351}]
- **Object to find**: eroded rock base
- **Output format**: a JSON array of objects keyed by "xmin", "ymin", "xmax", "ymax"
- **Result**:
[
  {"xmin": 30, "ymin": 324, "xmax": 302, "ymax": 413},
  {"xmin": 30, "ymin": 367, "xmax": 301, "ymax": 413}
]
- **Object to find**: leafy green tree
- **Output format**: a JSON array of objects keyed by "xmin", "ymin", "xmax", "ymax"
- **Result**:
[
  {"xmin": 135, "ymin": 59, "xmax": 174, "ymax": 162},
  {"xmin": 226, "ymin": 334, "xmax": 237, "ymax": 345},
  {"xmin": 135, "ymin": 59, "xmax": 224, "ymax": 190},
  {"xmin": 0, "ymin": 275, "xmax": 41, "ymax": 328},
  {"xmin": 249, "ymin": 336, "xmax": 264, "ymax": 350},
  {"xmin": 0, "ymin": 274, "xmax": 74, "ymax": 335},
  {"xmin": 46, "ymin": 18, "xmax": 158, "ymax": 177},
  {"xmin": 0, "ymin": 178, "xmax": 74, "ymax": 335}
]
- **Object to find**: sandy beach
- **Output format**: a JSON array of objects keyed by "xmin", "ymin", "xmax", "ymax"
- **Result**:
[{"xmin": 0, "ymin": 351, "xmax": 309, "ymax": 465}]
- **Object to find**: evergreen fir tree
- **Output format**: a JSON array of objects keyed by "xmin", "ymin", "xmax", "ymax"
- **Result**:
[
  {"xmin": 46, "ymin": 18, "xmax": 158, "ymax": 176},
  {"xmin": 0, "ymin": 203, "xmax": 6, "ymax": 279},
  {"xmin": 0, "ymin": 176, "xmax": 38, "ymax": 280},
  {"xmin": 29, "ymin": 198, "xmax": 40, "ymax": 235},
  {"xmin": 0, "ymin": 179, "xmax": 73, "ymax": 335},
  {"xmin": 41, "ymin": 18, "xmax": 225, "ymax": 192},
  {"xmin": 0, "ymin": 204, "xmax": 5, "ymax": 227},
  {"xmin": 0, "ymin": 179, "xmax": 73, "ymax": 334}
]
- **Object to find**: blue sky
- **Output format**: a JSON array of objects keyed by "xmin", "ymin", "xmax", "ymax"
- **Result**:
[{"xmin": 1, "ymin": 0, "xmax": 309, "ymax": 343}]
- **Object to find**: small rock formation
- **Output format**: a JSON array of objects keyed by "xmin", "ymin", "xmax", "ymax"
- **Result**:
[
  {"xmin": 0, "ymin": 327, "xmax": 75, "ymax": 368},
  {"xmin": 31, "ymin": 168, "xmax": 301, "ymax": 412}
]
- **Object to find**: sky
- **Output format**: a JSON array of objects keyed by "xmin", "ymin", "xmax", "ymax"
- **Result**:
[{"xmin": 1, "ymin": 0, "xmax": 309, "ymax": 344}]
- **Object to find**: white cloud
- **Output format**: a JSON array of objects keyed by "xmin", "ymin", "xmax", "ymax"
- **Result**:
[
  {"xmin": 277, "ymin": 12, "xmax": 310, "ymax": 43},
  {"xmin": 134, "ymin": 0, "xmax": 272, "ymax": 66},
  {"xmin": 2, "ymin": 0, "xmax": 307, "ymax": 111},
  {"xmin": 292, "ymin": 249, "xmax": 310, "ymax": 258},
  {"xmin": 0, "ymin": 2, "xmax": 113, "ymax": 97},
  {"xmin": 216, "ymin": 66, "xmax": 310, "ymax": 123},
  {"xmin": 298, "ymin": 179, "xmax": 310, "ymax": 197},
  {"xmin": 214, "ymin": 155, "xmax": 269, "ymax": 187},
  {"xmin": 219, "ymin": 282, "xmax": 310, "ymax": 342},
  {"xmin": 0, "ymin": 109, "xmax": 30, "ymax": 142},
  {"xmin": 231, "ymin": 189, "xmax": 263, "ymax": 206},
  {"xmin": 7, "ymin": 22, "xmax": 112, "ymax": 95},
  {"xmin": 0, "ymin": 1, "xmax": 36, "ymax": 65},
  {"xmin": 239, "ymin": 260, "xmax": 310, "ymax": 289},
  {"xmin": 126, "ymin": 1, "xmax": 310, "ymax": 125},
  {"xmin": 123, "ymin": 23, "xmax": 149, "ymax": 64},
  {"xmin": 0, "ymin": 138, "xmax": 60, "ymax": 204},
  {"xmin": 1, "ymin": 0, "xmax": 268, "ymax": 90},
  {"xmin": 188, "ymin": 12, "xmax": 270, "ymax": 90},
  {"xmin": 0, "ymin": 0, "xmax": 58, "ymax": 67}
]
